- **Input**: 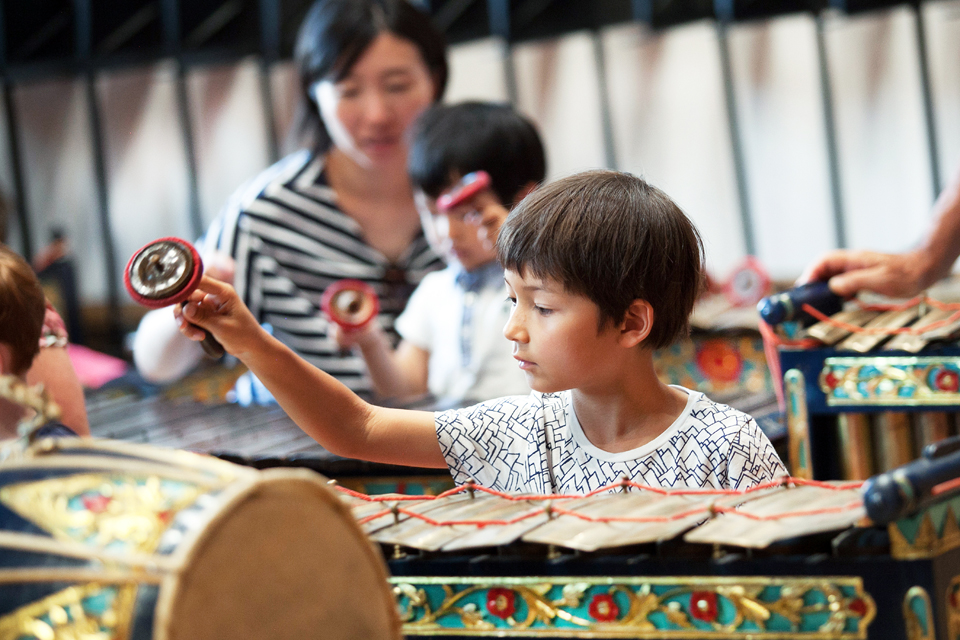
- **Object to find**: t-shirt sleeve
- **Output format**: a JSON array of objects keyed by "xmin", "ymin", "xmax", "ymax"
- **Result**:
[
  {"xmin": 435, "ymin": 395, "xmax": 535, "ymax": 489},
  {"xmin": 394, "ymin": 277, "xmax": 435, "ymax": 351},
  {"xmin": 726, "ymin": 418, "xmax": 787, "ymax": 490}
]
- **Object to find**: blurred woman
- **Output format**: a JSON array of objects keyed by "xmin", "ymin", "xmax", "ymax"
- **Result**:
[{"xmin": 133, "ymin": 0, "xmax": 447, "ymax": 399}]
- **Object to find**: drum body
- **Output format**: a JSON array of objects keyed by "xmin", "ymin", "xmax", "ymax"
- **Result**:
[{"xmin": 0, "ymin": 437, "xmax": 399, "ymax": 640}]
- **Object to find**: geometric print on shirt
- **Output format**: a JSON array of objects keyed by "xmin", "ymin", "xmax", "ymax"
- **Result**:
[
  {"xmin": 199, "ymin": 150, "xmax": 443, "ymax": 396},
  {"xmin": 435, "ymin": 388, "xmax": 786, "ymax": 495}
]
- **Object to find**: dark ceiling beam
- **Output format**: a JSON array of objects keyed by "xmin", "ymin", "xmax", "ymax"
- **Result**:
[
  {"xmin": 434, "ymin": 0, "xmax": 482, "ymax": 32},
  {"xmin": 184, "ymin": 0, "xmax": 245, "ymax": 50},
  {"xmin": 96, "ymin": 4, "xmax": 160, "ymax": 56},
  {"xmin": 15, "ymin": 9, "xmax": 72, "ymax": 61}
]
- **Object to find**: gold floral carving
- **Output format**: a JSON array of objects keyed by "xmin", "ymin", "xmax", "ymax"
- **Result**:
[
  {"xmin": 0, "ymin": 582, "xmax": 137, "ymax": 640},
  {"xmin": 392, "ymin": 576, "xmax": 875, "ymax": 638},
  {"xmin": 0, "ymin": 473, "xmax": 204, "ymax": 553}
]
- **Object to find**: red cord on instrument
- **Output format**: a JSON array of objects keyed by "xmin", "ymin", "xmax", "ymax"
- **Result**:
[
  {"xmin": 343, "ymin": 476, "xmax": 865, "ymax": 528},
  {"xmin": 801, "ymin": 300, "xmax": 960, "ymax": 336}
]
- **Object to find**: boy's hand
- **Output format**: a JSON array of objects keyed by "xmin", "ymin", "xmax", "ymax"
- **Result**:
[{"xmin": 173, "ymin": 275, "xmax": 263, "ymax": 358}]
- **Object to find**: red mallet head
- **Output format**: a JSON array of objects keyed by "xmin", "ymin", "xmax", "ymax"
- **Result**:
[
  {"xmin": 124, "ymin": 238, "xmax": 204, "ymax": 309},
  {"xmin": 436, "ymin": 171, "xmax": 492, "ymax": 212},
  {"xmin": 321, "ymin": 280, "xmax": 379, "ymax": 330}
]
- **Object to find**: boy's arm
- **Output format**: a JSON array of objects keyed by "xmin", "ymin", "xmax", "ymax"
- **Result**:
[
  {"xmin": 178, "ymin": 276, "xmax": 446, "ymax": 468},
  {"xmin": 335, "ymin": 324, "xmax": 429, "ymax": 399}
]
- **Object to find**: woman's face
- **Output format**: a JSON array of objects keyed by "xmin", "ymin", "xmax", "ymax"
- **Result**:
[{"xmin": 314, "ymin": 32, "xmax": 436, "ymax": 169}]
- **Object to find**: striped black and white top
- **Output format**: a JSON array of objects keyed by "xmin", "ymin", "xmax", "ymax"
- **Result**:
[{"xmin": 199, "ymin": 150, "xmax": 444, "ymax": 395}]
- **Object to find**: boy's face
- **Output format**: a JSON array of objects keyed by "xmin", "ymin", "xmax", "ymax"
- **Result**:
[
  {"xmin": 503, "ymin": 268, "xmax": 625, "ymax": 394},
  {"xmin": 414, "ymin": 189, "xmax": 499, "ymax": 272}
]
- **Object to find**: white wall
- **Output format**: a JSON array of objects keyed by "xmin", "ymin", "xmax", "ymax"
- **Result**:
[{"xmin": 5, "ymin": 1, "xmax": 960, "ymax": 305}]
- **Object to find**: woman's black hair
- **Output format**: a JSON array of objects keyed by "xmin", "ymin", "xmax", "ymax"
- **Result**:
[
  {"xmin": 408, "ymin": 102, "xmax": 547, "ymax": 206},
  {"xmin": 293, "ymin": 0, "xmax": 448, "ymax": 154}
]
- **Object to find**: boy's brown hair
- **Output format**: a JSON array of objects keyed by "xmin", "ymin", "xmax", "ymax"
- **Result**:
[
  {"xmin": 0, "ymin": 245, "xmax": 45, "ymax": 375},
  {"xmin": 497, "ymin": 170, "xmax": 705, "ymax": 349}
]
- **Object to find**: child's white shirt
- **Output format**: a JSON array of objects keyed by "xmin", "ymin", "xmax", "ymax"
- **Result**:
[
  {"xmin": 435, "ymin": 387, "xmax": 786, "ymax": 494},
  {"xmin": 396, "ymin": 264, "xmax": 529, "ymax": 404}
]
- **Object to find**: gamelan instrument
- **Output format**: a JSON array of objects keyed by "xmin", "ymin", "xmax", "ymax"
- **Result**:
[
  {"xmin": 0, "ymin": 435, "xmax": 400, "ymax": 640},
  {"xmin": 338, "ymin": 461, "xmax": 960, "ymax": 640},
  {"xmin": 0, "ymin": 372, "xmax": 399, "ymax": 639},
  {"xmin": 759, "ymin": 285, "xmax": 960, "ymax": 481},
  {"xmin": 124, "ymin": 238, "xmax": 224, "ymax": 358}
]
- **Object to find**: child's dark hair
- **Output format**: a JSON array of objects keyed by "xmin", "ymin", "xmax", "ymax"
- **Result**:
[
  {"xmin": 408, "ymin": 102, "xmax": 546, "ymax": 206},
  {"xmin": 0, "ymin": 245, "xmax": 45, "ymax": 375},
  {"xmin": 295, "ymin": 0, "xmax": 448, "ymax": 154},
  {"xmin": 498, "ymin": 170, "xmax": 705, "ymax": 348}
]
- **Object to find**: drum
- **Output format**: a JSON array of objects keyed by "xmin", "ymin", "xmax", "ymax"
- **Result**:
[{"xmin": 0, "ymin": 436, "xmax": 400, "ymax": 640}]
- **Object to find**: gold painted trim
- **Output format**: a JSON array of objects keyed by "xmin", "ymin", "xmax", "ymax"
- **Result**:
[
  {"xmin": 821, "ymin": 356, "xmax": 960, "ymax": 407},
  {"xmin": 903, "ymin": 586, "xmax": 934, "ymax": 640},
  {"xmin": 0, "ymin": 582, "xmax": 138, "ymax": 640},
  {"xmin": 888, "ymin": 506, "xmax": 960, "ymax": 559},
  {"xmin": 391, "ymin": 575, "xmax": 874, "ymax": 639},
  {"xmin": 947, "ymin": 575, "xmax": 960, "ymax": 639},
  {"xmin": 784, "ymin": 369, "xmax": 812, "ymax": 480}
]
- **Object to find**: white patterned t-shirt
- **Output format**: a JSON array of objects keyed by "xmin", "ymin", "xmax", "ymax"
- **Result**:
[{"xmin": 435, "ymin": 388, "xmax": 786, "ymax": 494}]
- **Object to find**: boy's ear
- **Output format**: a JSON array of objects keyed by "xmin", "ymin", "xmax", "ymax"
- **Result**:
[
  {"xmin": 511, "ymin": 181, "xmax": 539, "ymax": 207},
  {"xmin": 618, "ymin": 299, "xmax": 654, "ymax": 348}
]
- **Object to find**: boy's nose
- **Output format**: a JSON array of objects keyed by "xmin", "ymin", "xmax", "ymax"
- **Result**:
[{"xmin": 503, "ymin": 307, "xmax": 528, "ymax": 343}]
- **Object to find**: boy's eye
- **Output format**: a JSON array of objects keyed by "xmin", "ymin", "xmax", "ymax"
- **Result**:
[
  {"xmin": 534, "ymin": 305, "xmax": 552, "ymax": 316},
  {"xmin": 506, "ymin": 296, "xmax": 517, "ymax": 306}
]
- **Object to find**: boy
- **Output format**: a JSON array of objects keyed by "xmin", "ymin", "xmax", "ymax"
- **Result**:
[
  {"xmin": 335, "ymin": 102, "xmax": 545, "ymax": 406},
  {"xmin": 176, "ymin": 171, "xmax": 786, "ymax": 493},
  {"xmin": 0, "ymin": 245, "xmax": 79, "ymax": 438}
]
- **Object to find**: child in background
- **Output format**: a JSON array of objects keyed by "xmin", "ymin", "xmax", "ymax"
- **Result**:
[
  {"xmin": 175, "ymin": 170, "xmax": 786, "ymax": 493},
  {"xmin": 335, "ymin": 102, "xmax": 546, "ymax": 406},
  {"xmin": 0, "ymin": 245, "xmax": 83, "ymax": 438}
]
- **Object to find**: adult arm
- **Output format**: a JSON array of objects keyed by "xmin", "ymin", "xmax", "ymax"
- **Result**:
[
  {"xmin": 799, "ymin": 172, "xmax": 960, "ymax": 297},
  {"xmin": 177, "ymin": 275, "xmax": 445, "ymax": 467},
  {"xmin": 25, "ymin": 347, "xmax": 90, "ymax": 436}
]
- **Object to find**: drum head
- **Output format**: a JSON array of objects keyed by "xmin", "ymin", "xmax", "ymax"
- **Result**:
[{"xmin": 159, "ymin": 469, "xmax": 399, "ymax": 640}]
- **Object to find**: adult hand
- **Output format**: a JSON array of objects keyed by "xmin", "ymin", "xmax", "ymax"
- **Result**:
[{"xmin": 797, "ymin": 249, "xmax": 933, "ymax": 298}]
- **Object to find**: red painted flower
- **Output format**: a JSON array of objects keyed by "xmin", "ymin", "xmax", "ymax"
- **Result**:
[
  {"xmin": 935, "ymin": 370, "xmax": 960, "ymax": 393},
  {"xmin": 696, "ymin": 341, "xmax": 743, "ymax": 383},
  {"xmin": 823, "ymin": 371, "xmax": 839, "ymax": 390},
  {"xmin": 486, "ymin": 588, "xmax": 516, "ymax": 619},
  {"xmin": 588, "ymin": 594, "xmax": 619, "ymax": 622},
  {"xmin": 690, "ymin": 591, "xmax": 718, "ymax": 622},
  {"xmin": 848, "ymin": 598, "xmax": 868, "ymax": 617},
  {"xmin": 81, "ymin": 494, "xmax": 111, "ymax": 513}
]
